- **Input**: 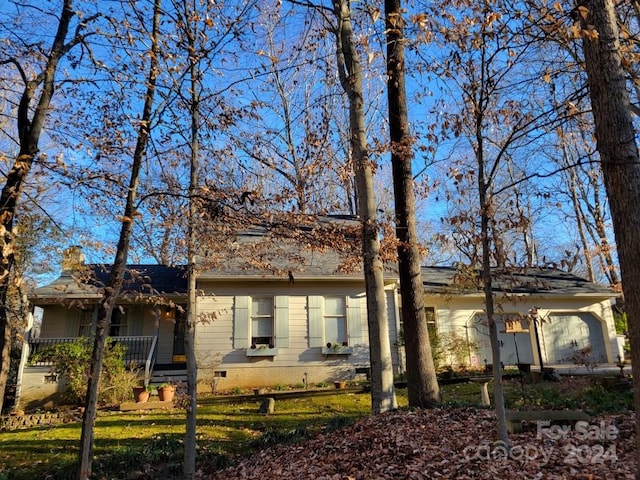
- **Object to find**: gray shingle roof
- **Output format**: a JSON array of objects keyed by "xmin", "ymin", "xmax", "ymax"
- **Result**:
[
  {"xmin": 196, "ymin": 217, "xmax": 397, "ymax": 280},
  {"xmin": 29, "ymin": 265, "xmax": 187, "ymax": 302},
  {"xmin": 421, "ymin": 266, "xmax": 618, "ymax": 297}
]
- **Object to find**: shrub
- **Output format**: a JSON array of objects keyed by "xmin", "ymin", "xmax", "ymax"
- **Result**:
[
  {"xmin": 30, "ymin": 337, "xmax": 137, "ymax": 405},
  {"xmin": 432, "ymin": 331, "xmax": 478, "ymax": 369}
]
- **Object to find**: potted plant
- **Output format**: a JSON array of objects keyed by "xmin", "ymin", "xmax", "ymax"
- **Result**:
[
  {"xmin": 158, "ymin": 383, "xmax": 177, "ymax": 402},
  {"xmin": 132, "ymin": 385, "xmax": 150, "ymax": 403}
]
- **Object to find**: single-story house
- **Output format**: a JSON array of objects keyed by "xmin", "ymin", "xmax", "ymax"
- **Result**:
[
  {"xmin": 18, "ymin": 222, "xmax": 401, "ymax": 408},
  {"xmin": 15, "ymin": 229, "xmax": 621, "ymax": 409}
]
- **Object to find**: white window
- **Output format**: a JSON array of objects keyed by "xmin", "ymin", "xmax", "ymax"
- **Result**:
[
  {"xmin": 251, "ymin": 297, "xmax": 274, "ymax": 347},
  {"xmin": 233, "ymin": 296, "xmax": 289, "ymax": 349},
  {"xmin": 308, "ymin": 295, "xmax": 362, "ymax": 348},
  {"xmin": 324, "ymin": 296, "xmax": 347, "ymax": 345}
]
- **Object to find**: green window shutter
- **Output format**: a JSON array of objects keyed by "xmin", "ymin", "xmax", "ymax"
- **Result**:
[
  {"xmin": 234, "ymin": 296, "xmax": 250, "ymax": 349},
  {"xmin": 65, "ymin": 310, "xmax": 81, "ymax": 337},
  {"xmin": 308, "ymin": 296, "xmax": 324, "ymax": 347},
  {"xmin": 275, "ymin": 296, "xmax": 289, "ymax": 348},
  {"xmin": 347, "ymin": 296, "xmax": 362, "ymax": 345}
]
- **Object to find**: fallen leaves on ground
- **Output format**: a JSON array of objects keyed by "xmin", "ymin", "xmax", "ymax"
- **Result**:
[{"xmin": 202, "ymin": 407, "xmax": 635, "ymax": 480}]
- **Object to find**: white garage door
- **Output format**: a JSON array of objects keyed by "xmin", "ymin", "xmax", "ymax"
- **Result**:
[{"xmin": 542, "ymin": 313, "xmax": 607, "ymax": 364}]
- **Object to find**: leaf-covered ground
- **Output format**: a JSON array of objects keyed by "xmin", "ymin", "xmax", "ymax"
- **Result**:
[{"xmin": 202, "ymin": 407, "xmax": 635, "ymax": 480}]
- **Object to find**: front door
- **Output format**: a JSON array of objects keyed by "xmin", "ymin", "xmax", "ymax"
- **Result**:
[{"xmin": 172, "ymin": 309, "xmax": 186, "ymax": 363}]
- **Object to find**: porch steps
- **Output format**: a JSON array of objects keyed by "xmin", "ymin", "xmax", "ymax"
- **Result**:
[{"xmin": 150, "ymin": 368, "xmax": 188, "ymax": 386}]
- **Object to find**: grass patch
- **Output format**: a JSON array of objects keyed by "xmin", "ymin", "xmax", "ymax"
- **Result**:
[{"xmin": 0, "ymin": 390, "xmax": 373, "ymax": 480}]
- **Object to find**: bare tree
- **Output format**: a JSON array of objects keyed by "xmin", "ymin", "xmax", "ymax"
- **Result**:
[
  {"xmin": 414, "ymin": 0, "xmax": 577, "ymax": 443},
  {"xmin": 0, "ymin": 0, "xmax": 97, "ymax": 414},
  {"xmin": 78, "ymin": 1, "xmax": 162, "ymax": 477},
  {"xmin": 230, "ymin": 7, "xmax": 355, "ymax": 214},
  {"xmin": 331, "ymin": 0, "xmax": 397, "ymax": 413}
]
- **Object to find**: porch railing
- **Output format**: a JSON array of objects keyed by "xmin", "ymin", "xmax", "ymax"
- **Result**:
[{"xmin": 27, "ymin": 336, "xmax": 157, "ymax": 383}]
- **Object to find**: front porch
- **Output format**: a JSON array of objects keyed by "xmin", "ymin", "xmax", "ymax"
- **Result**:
[
  {"xmin": 16, "ymin": 335, "xmax": 188, "ymax": 409},
  {"xmin": 28, "ymin": 336, "xmax": 158, "ymax": 382}
]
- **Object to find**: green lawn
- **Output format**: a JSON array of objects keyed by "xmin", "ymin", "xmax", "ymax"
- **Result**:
[
  {"xmin": 0, "ymin": 388, "xmax": 382, "ymax": 480},
  {"xmin": 0, "ymin": 377, "xmax": 632, "ymax": 480}
]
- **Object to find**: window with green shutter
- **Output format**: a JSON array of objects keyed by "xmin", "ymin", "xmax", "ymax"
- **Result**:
[
  {"xmin": 234, "ymin": 295, "xmax": 289, "ymax": 350},
  {"xmin": 308, "ymin": 295, "xmax": 362, "ymax": 350}
]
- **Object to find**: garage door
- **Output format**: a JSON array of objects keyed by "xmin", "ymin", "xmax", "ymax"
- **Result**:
[{"xmin": 542, "ymin": 313, "xmax": 607, "ymax": 364}]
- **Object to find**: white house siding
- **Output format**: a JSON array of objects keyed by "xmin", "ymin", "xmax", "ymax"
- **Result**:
[
  {"xmin": 426, "ymin": 294, "xmax": 617, "ymax": 368},
  {"xmin": 194, "ymin": 280, "xmax": 395, "ymax": 390},
  {"xmin": 38, "ymin": 306, "xmax": 82, "ymax": 338}
]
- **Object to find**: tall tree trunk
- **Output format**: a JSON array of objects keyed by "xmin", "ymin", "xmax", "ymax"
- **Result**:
[
  {"xmin": 333, "ymin": 0, "xmax": 397, "ymax": 414},
  {"xmin": 471, "ymin": 4, "xmax": 509, "ymax": 444},
  {"xmin": 479, "ymin": 192, "xmax": 510, "ymax": 447},
  {"xmin": 567, "ymin": 163, "xmax": 595, "ymax": 281},
  {"xmin": 77, "ymin": 2, "xmax": 161, "ymax": 478},
  {"xmin": 578, "ymin": 0, "xmax": 640, "ymax": 476},
  {"xmin": 0, "ymin": 0, "xmax": 76, "ymax": 415},
  {"xmin": 591, "ymin": 184, "xmax": 619, "ymax": 285},
  {"xmin": 385, "ymin": 0, "xmax": 440, "ymax": 407},
  {"xmin": 182, "ymin": 0, "xmax": 200, "ymax": 475}
]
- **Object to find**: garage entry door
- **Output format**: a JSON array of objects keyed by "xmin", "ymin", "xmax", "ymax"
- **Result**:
[
  {"xmin": 470, "ymin": 314, "xmax": 535, "ymax": 366},
  {"xmin": 542, "ymin": 313, "xmax": 607, "ymax": 364}
]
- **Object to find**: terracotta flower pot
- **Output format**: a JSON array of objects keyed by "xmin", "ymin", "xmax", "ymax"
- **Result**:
[
  {"xmin": 158, "ymin": 385, "xmax": 176, "ymax": 402},
  {"xmin": 132, "ymin": 386, "xmax": 150, "ymax": 403},
  {"xmin": 334, "ymin": 381, "xmax": 346, "ymax": 389}
]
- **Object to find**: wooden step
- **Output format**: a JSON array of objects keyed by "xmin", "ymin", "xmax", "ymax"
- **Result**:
[{"xmin": 150, "ymin": 369, "xmax": 187, "ymax": 385}]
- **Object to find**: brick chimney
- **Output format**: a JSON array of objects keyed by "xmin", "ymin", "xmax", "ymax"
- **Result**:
[{"xmin": 61, "ymin": 246, "xmax": 85, "ymax": 274}]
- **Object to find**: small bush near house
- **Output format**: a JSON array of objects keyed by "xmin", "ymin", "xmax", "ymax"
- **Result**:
[
  {"xmin": 434, "ymin": 331, "xmax": 479, "ymax": 370},
  {"xmin": 30, "ymin": 337, "xmax": 138, "ymax": 405}
]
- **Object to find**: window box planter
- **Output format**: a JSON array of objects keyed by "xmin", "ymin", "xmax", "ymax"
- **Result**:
[
  {"xmin": 322, "ymin": 343, "xmax": 353, "ymax": 355},
  {"xmin": 246, "ymin": 347, "xmax": 279, "ymax": 357}
]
